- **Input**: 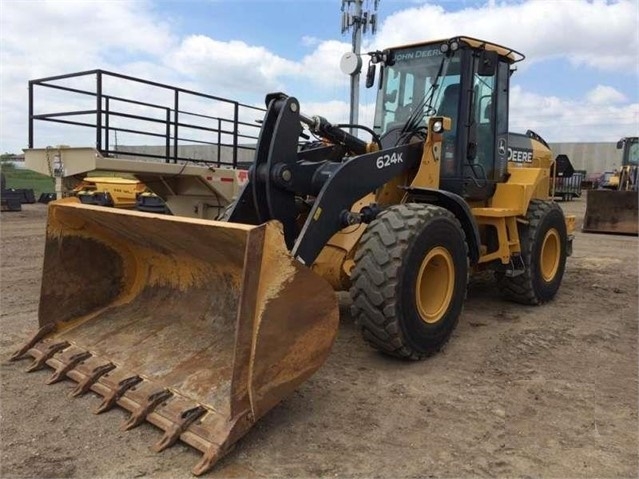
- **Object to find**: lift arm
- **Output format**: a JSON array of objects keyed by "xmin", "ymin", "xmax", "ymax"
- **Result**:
[{"xmin": 227, "ymin": 93, "xmax": 422, "ymax": 264}]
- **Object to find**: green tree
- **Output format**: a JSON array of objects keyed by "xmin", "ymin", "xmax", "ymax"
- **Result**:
[{"xmin": 1, "ymin": 153, "xmax": 16, "ymax": 170}]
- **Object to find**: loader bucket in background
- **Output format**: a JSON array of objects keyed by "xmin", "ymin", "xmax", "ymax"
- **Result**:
[
  {"xmin": 583, "ymin": 190, "xmax": 638, "ymax": 236},
  {"xmin": 12, "ymin": 200, "xmax": 339, "ymax": 475}
]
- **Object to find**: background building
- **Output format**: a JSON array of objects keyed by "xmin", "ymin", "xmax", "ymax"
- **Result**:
[{"xmin": 549, "ymin": 141, "xmax": 625, "ymax": 174}]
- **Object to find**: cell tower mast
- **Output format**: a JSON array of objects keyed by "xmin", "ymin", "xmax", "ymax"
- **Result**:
[{"xmin": 340, "ymin": 0, "xmax": 379, "ymax": 134}]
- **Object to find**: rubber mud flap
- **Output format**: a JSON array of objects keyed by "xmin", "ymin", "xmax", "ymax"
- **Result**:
[
  {"xmin": 583, "ymin": 190, "xmax": 638, "ymax": 235},
  {"xmin": 12, "ymin": 199, "xmax": 339, "ymax": 475}
]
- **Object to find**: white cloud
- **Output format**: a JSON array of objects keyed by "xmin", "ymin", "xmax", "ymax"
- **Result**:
[
  {"xmin": 165, "ymin": 36, "xmax": 351, "ymax": 97},
  {"xmin": 298, "ymin": 40, "xmax": 352, "ymax": 89},
  {"xmin": 301, "ymin": 36, "xmax": 321, "ymax": 47},
  {"xmin": 0, "ymin": 0, "xmax": 176, "ymax": 151},
  {"xmin": 166, "ymin": 36, "xmax": 299, "ymax": 94},
  {"xmin": 509, "ymin": 85, "xmax": 639, "ymax": 142},
  {"xmin": 0, "ymin": 0, "xmax": 175, "ymax": 77},
  {"xmin": 586, "ymin": 85, "xmax": 628, "ymax": 105},
  {"xmin": 368, "ymin": 0, "xmax": 639, "ymax": 71}
]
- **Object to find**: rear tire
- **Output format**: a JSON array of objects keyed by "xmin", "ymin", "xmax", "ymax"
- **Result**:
[
  {"xmin": 498, "ymin": 200, "xmax": 568, "ymax": 305},
  {"xmin": 349, "ymin": 204, "xmax": 469, "ymax": 360}
]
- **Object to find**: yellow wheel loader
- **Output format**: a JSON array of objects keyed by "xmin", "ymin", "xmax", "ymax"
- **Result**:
[
  {"xmin": 583, "ymin": 136, "xmax": 638, "ymax": 235},
  {"xmin": 13, "ymin": 36, "xmax": 574, "ymax": 474}
]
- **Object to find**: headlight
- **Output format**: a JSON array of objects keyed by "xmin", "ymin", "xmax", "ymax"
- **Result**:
[
  {"xmin": 432, "ymin": 120, "xmax": 444, "ymax": 133},
  {"xmin": 440, "ymin": 43, "xmax": 449, "ymax": 53},
  {"xmin": 449, "ymin": 40, "xmax": 460, "ymax": 51}
]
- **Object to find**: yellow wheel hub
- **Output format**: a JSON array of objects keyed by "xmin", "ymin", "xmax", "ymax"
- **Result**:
[
  {"xmin": 540, "ymin": 228, "xmax": 561, "ymax": 282},
  {"xmin": 415, "ymin": 246, "xmax": 454, "ymax": 324}
]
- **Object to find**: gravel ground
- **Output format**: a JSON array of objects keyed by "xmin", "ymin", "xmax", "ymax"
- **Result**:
[{"xmin": 1, "ymin": 195, "xmax": 637, "ymax": 478}]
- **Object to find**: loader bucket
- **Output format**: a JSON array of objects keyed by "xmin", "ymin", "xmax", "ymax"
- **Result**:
[
  {"xmin": 583, "ymin": 189, "xmax": 638, "ymax": 235},
  {"xmin": 12, "ymin": 199, "xmax": 339, "ymax": 475}
]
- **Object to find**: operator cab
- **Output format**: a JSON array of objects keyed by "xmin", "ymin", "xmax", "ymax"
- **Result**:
[
  {"xmin": 617, "ymin": 137, "xmax": 639, "ymax": 167},
  {"xmin": 367, "ymin": 36, "xmax": 525, "ymax": 201}
]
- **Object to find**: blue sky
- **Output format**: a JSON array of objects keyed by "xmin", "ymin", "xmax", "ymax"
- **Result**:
[
  {"xmin": 168, "ymin": 1, "xmax": 414, "ymax": 52},
  {"xmin": 1, "ymin": 0, "xmax": 637, "ymax": 153}
]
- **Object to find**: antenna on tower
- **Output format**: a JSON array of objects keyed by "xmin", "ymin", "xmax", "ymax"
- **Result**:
[{"xmin": 340, "ymin": 0, "xmax": 380, "ymax": 134}]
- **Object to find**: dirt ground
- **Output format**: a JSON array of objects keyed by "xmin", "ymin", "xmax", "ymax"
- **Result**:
[{"xmin": 1, "ymin": 196, "xmax": 637, "ymax": 478}]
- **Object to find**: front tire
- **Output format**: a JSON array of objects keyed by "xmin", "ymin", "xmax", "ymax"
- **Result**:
[
  {"xmin": 349, "ymin": 204, "xmax": 469, "ymax": 360},
  {"xmin": 498, "ymin": 200, "xmax": 568, "ymax": 305}
]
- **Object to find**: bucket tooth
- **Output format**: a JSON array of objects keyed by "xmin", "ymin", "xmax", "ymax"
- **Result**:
[
  {"xmin": 11, "ymin": 323, "xmax": 56, "ymax": 361},
  {"xmin": 26, "ymin": 341, "xmax": 70, "ymax": 372},
  {"xmin": 153, "ymin": 405, "xmax": 207, "ymax": 453},
  {"xmin": 70, "ymin": 362, "xmax": 116, "ymax": 397},
  {"xmin": 192, "ymin": 443, "xmax": 230, "ymax": 477},
  {"xmin": 94, "ymin": 375, "xmax": 142, "ymax": 414},
  {"xmin": 121, "ymin": 389, "xmax": 173, "ymax": 431},
  {"xmin": 46, "ymin": 351, "xmax": 92, "ymax": 384}
]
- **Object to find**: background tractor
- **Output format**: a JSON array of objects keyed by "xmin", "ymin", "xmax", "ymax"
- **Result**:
[
  {"xmin": 583, "ymin": 136, "xmax": 638, "ymax": 235},
  {"xmin": 14, "ymin": 36, "xmax": 573, "ymax": 475}
]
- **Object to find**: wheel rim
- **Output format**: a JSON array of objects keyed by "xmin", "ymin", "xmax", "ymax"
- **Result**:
[
  {"xmin": 540, "ymin": 228, "xmax": 561, "ymax": 282},
  {"xmin": 415, "ymin": 246, "xmax": 454, "ymax": 324}
]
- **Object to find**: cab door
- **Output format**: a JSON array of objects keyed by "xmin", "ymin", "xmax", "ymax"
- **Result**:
[{"xmin": 463, "ymin": 52, "xmax": 510, "ymax": 200}]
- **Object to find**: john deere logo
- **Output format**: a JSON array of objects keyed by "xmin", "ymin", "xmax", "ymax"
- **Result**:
[{"xmin": 498, "ymin": 138, "xmax": 506, "ymax": 156}]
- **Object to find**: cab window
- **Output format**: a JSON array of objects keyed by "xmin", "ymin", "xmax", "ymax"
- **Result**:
[
  {"xmin": 374, "ymin": 47, "xmax": 462, "ymax": 138},
  {"xmin": 469, "ymin": 62, "xmax": 496, "ymax": 180}
]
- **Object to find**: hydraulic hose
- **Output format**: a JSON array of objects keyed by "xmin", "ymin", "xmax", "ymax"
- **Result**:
[{"xmin": 300, "ymin": 113, "xmax": 369, "ymax": 155}]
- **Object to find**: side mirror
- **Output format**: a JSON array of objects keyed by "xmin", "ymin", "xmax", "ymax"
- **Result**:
[
  {"xmin": 365, "ymin": 62, "xmax": 376, "ymax": 88},
  {"xmin": 478, "ymin": 50, "xmax": 498, "ymax": 77},
  {"xmin": 616, "ymin": 139, "xmax": 624, "ymax": 150}
]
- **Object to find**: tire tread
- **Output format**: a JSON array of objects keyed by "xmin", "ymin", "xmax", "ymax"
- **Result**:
[
  {"xmin": 350, "ymin": 203, "xmax": 468, "ymax": 360},
  {"xmin": 498, "ymin": 199, "xmax": 565, "ymax": 305}
]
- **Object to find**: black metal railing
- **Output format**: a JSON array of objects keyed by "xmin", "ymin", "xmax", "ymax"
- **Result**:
[{"xmin": 28, "ymin": 69, "xmax": 266, "ymax": 168}]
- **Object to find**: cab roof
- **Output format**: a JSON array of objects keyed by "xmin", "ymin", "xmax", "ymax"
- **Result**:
[{"xmin": 391, "ymin": 36, "xmax": 525, "ymax": 63}]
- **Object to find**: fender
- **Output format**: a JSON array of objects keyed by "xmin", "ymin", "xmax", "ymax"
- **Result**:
[{"xmin": 403, "ymin": 187, "xmax": 481, "ymax": 265}]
